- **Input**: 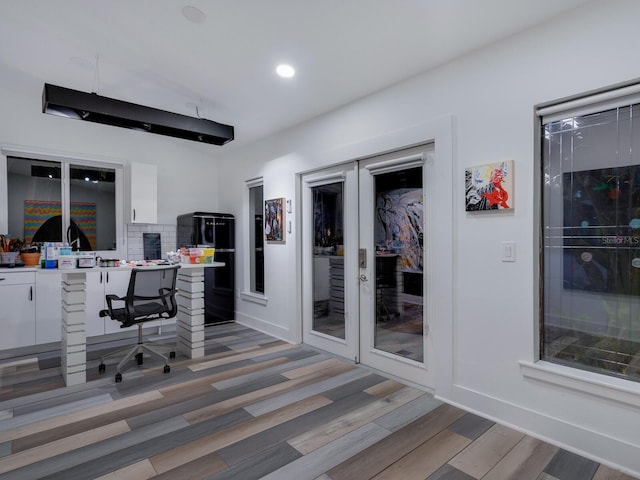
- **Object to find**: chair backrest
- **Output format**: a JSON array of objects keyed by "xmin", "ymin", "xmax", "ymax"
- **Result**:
[{"xmin": 122, "ymin": 265, "xmax": 181, "ymax": 326}]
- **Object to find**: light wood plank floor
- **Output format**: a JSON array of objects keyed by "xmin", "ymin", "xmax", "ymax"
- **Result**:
[{"xmin": 0, "ymin": 323, "xmax": 636, "ymax": 480}]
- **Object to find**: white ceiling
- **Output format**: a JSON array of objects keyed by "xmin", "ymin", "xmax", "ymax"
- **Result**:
[{"xmin": 0, "ymin": 0, "xmax": 592, "ymax": 150}]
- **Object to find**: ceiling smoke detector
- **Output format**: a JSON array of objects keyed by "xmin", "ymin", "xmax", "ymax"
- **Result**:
[{"xmin": 182, "ymin": 6, "xmax": 206, "ymax": 24}]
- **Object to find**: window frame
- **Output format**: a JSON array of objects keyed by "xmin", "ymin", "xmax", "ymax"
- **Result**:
[
  {"xmin": 0, "ymin": 145, "xmax": 125, "ymax": 258},
  {"xmin": 537, "ymin": 80, "xmax": 640, "ymax": 384},
  {"xmin": 241, "ymin": 177, "xmax": 267, "ymax": 305}
]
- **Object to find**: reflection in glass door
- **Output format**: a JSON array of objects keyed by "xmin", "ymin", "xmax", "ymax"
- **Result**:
[
  {"xmin": 312, "ymin": 181, "xmax": 345, "ymax": 339},
  {"xmin": 373, "ymin": 167, "xmax": 423, "ymax": 362}
]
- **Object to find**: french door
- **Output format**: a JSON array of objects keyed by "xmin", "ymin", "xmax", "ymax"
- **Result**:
[
  {"xmin": 302, "ymin": 144, "xmax": 434, "ymax": 388},
  {"xmin": 302, "ymin": 163, "xmax": 359, "ymax": 362}
]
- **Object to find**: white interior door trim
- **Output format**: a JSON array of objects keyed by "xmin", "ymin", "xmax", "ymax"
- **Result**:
[
  {"xmin": 304, "ymin": 171, "xmax": 346, "ymax": 187},
  {"xmin": 364, "ymin": 154, "xmax": 425, "ymax": 174}
]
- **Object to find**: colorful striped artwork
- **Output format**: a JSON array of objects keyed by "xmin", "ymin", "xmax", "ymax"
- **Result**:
[{"xmin": 24, "ymin": 200, "xmax": 96, "ymax": 249}]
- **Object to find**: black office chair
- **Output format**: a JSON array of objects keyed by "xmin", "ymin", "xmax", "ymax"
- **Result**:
[{"xmin": 98, "ymin": 265, "xmax": 181, "ymax": 382}]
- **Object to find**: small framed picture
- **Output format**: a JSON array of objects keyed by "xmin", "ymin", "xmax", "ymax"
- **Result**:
[
  {"xmin": 465, "ymin": 160, "xmax": 514, "ymax": 211},
  {"xmin": 264, "ymin": 197, "xmax": 286, "ymax": 243}
]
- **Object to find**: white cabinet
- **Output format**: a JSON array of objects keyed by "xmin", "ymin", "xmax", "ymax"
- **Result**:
[
  {"xmin": 36, "ymin": 272, "xmax": 62, "ymax": 344},
  {"xmin": 128, "ymin": 162, "xmax": 157, "ymax": 224},
  {"xmin": 2, "ymin": 268, "xmax": 172, "ymax": 349},
  {"xmin": 85, "ymin": 269, "xmax": 132, "ymax": 337},
  {"xmin": 0, "ymin": 271, "xmax": 35, "ymax": 350}
]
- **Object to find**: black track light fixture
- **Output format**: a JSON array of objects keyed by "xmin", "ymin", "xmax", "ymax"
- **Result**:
[{"xmin": 42, "ymin": 83, "xmax": 234, "ymax": 146}]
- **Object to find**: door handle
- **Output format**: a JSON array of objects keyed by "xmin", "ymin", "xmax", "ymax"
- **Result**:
[
  {"xmin": 359, "ymin": 248, "xmax": 367, "ymax": 268},
  {"xmin": 29, "ymin": 285, "xmax": 33, "ymax": 301},
  {"xmin": 359, "ymin": 273, "xmax": 368, "ymax": 282}
]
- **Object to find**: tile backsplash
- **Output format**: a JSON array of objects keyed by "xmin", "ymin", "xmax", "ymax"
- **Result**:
[{"xmin": 126, "ymin": 223, "xmax": 176, "ymax": 261}]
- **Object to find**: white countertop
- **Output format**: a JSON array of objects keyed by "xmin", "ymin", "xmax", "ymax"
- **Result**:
[{"xmin": 0, "ymin": 262, "xmax": 224, "ymax": 274}]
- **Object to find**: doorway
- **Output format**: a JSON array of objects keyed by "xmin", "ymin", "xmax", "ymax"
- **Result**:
[{"xmin": 302, "ymin": 144, "xmax": 434, "ymax": 388}]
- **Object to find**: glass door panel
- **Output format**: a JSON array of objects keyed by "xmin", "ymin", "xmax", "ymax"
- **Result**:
[
  {"xmin": 373, "ymin": 167, "xmax": 424, "ymax": 362},
  {"xmin": 302, "ymin": 163, "xmax": 359, "ymax": 361},
  {"xmin": 312, "ymin": 181, "xmax": 345, "ymax": 339}
]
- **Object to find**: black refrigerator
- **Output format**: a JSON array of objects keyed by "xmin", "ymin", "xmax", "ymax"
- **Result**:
[{"xmin": 177, "ymin": 212, "xmax": 235, "ymax": 325}]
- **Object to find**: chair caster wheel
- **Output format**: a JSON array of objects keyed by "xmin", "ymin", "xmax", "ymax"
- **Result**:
[
  {"xmin": 163, "ymin": 365, "xmax": 170, "ymax": 374},
  {"xmin": 136, "ymin": 353, "xmax": 143, "ymax": 365},
  {"xmin": 115, "ymin": 373, "xmax": 122, "ymax": 383},
  {"xmin": 98, "ymin": 363, "xmax": 106, "ymax": 374},
  {"xmin": 169, "ymin": 351, "xmax": 176, "ymax": 359}
]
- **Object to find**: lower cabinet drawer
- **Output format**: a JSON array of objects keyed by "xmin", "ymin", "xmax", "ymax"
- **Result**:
[{"xmin": 0, "ymin": 271, "xmax": 36, "ymax": 285}]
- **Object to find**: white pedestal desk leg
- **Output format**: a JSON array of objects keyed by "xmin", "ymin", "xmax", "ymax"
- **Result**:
[
  {"xmin": 61, "ymin": 271, "xmax": 87, "ymax": 386},
  {"xmin": 176, "ymin": 267, "xmax": 206, "ymax": 358}
]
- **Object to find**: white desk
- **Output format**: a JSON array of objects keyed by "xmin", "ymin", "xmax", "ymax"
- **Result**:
[{"xmin": 60, "ymin": 262, "xmax": 224, "ymax": 386}]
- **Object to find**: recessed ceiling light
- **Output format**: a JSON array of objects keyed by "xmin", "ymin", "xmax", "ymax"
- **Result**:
[
  {"xmin": 276, "ymin": 64, "xmax": 295, "ymax": 79},
  {"xmin": 182, "ymin": 5, "xmax": 206, "ymax": 23}
]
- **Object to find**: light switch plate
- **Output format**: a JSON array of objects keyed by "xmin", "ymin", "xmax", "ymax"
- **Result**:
[{"xmin": 502, "ymin": 241, "xmax": 515, "ymax": 262}]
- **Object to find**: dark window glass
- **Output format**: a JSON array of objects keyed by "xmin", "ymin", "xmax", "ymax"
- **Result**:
[{"xmin": 541, "ymin": 104, "xmax": 640, "ymax": 381}]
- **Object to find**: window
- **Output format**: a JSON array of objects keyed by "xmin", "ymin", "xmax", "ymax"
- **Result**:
[
  {"xmin": 540, "ymin": 85, "xmax": 640, "ymax": 381},
  {"xmin": 248, "ymin": 181, "xmax": 264, "ymax": 294},
  {"xmin": 5, "ymin": 154, "xmax": 122, "ymax": 256}
]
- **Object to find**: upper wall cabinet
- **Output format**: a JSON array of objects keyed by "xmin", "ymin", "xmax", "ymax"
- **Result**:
[{"xmin": 128, "ymin": 162, "xmax": 157, "ymax": 224}]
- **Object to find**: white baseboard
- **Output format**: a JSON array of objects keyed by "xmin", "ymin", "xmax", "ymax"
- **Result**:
[
  {"xmin": 235, "ymin": 311, "xmax": 296, "ymax": 344},
  {"xmin": 437, "ymin": 384, "xmax": 640, "ymax": 478}
]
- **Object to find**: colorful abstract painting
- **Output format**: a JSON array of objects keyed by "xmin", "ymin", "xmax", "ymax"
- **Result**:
[
  {"xmin": 465, "ymin": 160, "xmax": 514, "ymax": 211},
  {"xmin": 264, "ymin": 198, "xmax": 285, "ymax": 243},
  {"xmin": 24, "ymin": 200, "xmax": 96, "ymax": 249}
]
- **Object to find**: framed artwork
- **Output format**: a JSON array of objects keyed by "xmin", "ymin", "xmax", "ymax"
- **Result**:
[
  {"xmin": 465, "ymin": 160, "xmax": 514, "ymax": 211},
  {"xmin": 264, "ymin": 197, "xmax": 285, "ymax": 243}
]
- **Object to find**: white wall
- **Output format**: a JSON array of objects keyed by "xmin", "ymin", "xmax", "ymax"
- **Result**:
[
  {"xmin": 0, "ymin": 63, "xmax": 222, "ymax": 229},
  {"xmin": 215, "ymin": 1, "xmax": 640, "ymax": 476}
]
